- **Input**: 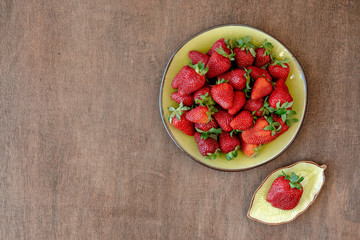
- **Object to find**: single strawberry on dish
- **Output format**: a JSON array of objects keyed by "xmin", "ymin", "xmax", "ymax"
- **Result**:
[{"xmin": 266, "ymin": 171, "xmax": 304, "ymax": 210}]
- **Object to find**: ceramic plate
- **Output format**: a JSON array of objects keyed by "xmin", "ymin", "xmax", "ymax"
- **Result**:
[{"xmin": 159, "ymin": 24, "xmax": 307, "ymax": 171}]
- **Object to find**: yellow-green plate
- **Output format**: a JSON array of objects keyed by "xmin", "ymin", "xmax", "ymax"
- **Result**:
[{"xmin": 159, "ymin": 24, "xmax": 307, "ymax": 171}]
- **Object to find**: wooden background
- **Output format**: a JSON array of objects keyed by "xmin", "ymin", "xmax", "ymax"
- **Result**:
[{"xmin": 1, "ymin": 0, "xmax": 359, "ymax": 239}]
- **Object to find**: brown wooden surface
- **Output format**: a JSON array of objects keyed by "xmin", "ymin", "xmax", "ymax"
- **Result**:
[{"xmin": 1, "ymin": 0, "xmax": 359, "ymax": 239}]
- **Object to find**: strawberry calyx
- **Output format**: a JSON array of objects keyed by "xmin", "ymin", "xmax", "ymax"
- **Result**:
[
  {"xmin": 206, "ymin": 148, "xmax": 221, "ymax": 160},
  {"xmin": 266, "ymin": 101, "xmax": 299, "ymax": 126},
  {"xmin": 225, "ymin": 145, "xmax": 240, "ymax": 160},
  {"xmin": 263, "ymin": 116, "xmax": 282, "ymax": 136},
  {"xmin": 270, "ymin": 57, "xmax": 290, "ymax": 68},
  {"xmin": 280, "ymin": 171, "xmax": 304, "ymax": 190},
  {"xmin": 195, "ymin": 127, "xmax": 222, "ymax": 140},
  {"xmin": 242, "ymin": 68, "xmax": 252, "ymax": 98},
  {"xmin": 216, "ymin": 46, "xmax": 235, "ymax": 61},
  {"xmin": 195, "ymin": 92, "xmax": 216, "ymax": 106},
  {"xmin": 234, "ymin": 35, "xmax": 256, "ymax": 57},
  {"xmin": 262, "ymin": 39, "xmax": 274, "ymax": 56},
  {"xmin": 168, "ymin": 102, "xmax": 190, "ymax": 123},
  {"xmin": 188, "ymin": 61, "xmax": 209, "ymax": 75},
  {"xmin": 216, "ymin": 78, "xmax": 229, "ymax": 85},
  {"xmin": 224, "ymin": 38, "xmax": 233, "ymax": 50},
  {"xmin": 250, "ymin": 144, "xmax": 263, "ymax": 157}
]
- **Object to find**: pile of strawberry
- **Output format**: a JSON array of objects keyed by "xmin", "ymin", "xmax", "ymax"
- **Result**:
[{"xmin": 168, "ymin": 36, "xmax": 298, "ymax": 160}]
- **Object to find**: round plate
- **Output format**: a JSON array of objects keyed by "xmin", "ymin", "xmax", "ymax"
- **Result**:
[{"xmin": 159, "ymin": 24, "xmax": 307, "ymax": 171}]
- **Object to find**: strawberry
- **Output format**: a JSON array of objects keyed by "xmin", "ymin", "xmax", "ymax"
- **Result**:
[
  {"xmin": 230, "ymin": 110, "xmax": 254, "ymax": 131},
  {"xmin": 171, "ymin": 65, "xmax": 195, "ymax": 89},
  {"xmin": 219, "ymin": 132, "xmax": 241, "ymax": 160},
  {"xmin": 217, "ymin": 69, "xmax": 249, "ymax": 90},
  {"xmin": 268, "ymin": 58, "xmax": 290, "ymax": 80},
  {"xmin": 266, "ymin": 171, "xmax": 304, "ymax": 210},
  {"xmin": 193, "ymin": 85, "xmax": 215, "ymax": 106},
  {"xmin": 171, "ymin": 92, "xmax": 194, "ymax": 106},
  {"xmin": 244, "ymin": 98, "xmax": 264, "ymax": 117},
  {"xmin": 178, "ymin": 62, "xmax": 208, "ymax": 95},
  {"xmin": 274, "ymin": 78, "xmax": 288, "ymax": 91},
  {"xmin": 268, "ymin": 88, "xmax": 293, "ymax": 110},
  {"xmin": 267, "ymin": 90, "xmax": 298, "ymax": 127},
  {"xmin": 228, "ymin": 91, "xmax": 246, "ymax": 115},
  {"xmin": 248, "ymin": 66, "xmax": 272, "ymax": 82},
  {"xmin": 195, "ymin": 119, "xmax": 218, "ymax": 132},
  {"xmin": 194, "ymin": 132, "xmax": 220, "ymax": 159},
  {"xmin": 233, "ymin": 36, "xmax": 256, "ymax": 68},
  {"xmin": 185, "ymin": 105, "xmax": 214, "ymax": 124},
  {"xmin": 189, "ymin": 50, "xmax": 210, "ymax": 65},
  {"xmin": 254, "ymin": 39, "xmax": 273, "ymax": 67},
  {"xmin": 240, "ymin": 136, "xmax": 262, "ymax": 157},
  {"xmin": 265, "ymin": 114, "xmax": 290, "ymax": 142},
  {"xmin": 207, "ymin": 38, "xmax": 232, "ymax": 56},
  {"xmin": 213, "ymin": 108, "xmax": 234, "ymax": 132},
  {"xmin": 168, "ymin": 103, "xmax": 194, "ymax": 136},
  {"xmin": 195, "ymin": 120, "xmax": 222, "ymax": 140},
  {"xmin": 211, "ymin": 79, "xmax": 234, "ymax": 109},
  {"xmin": 241, "ymin": 117, "xmax": 273, "ymax": 144},
  {"xmin": 251, "ymin": 77, "xmax": 273, "ymax": 100},
  {"xmin": 206, "ymin": 47, "xmax": 235, "ymax": 79}
]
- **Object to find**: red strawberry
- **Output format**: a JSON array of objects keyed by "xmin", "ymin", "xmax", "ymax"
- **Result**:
[
  {"xmin": 217, "ymin": 69, "xmax": 248, "ymax": 90},
  {"xmin": 219, "ymin": 132, "xmax": 241, "ymax": 160},
  {"xmin": 268, "ymin": 88, "xmax": 293, "ymax": 110},
  {"xmin": 254, "ymin": 40, "xmax": 273, "ymax": 67},
  {"xmin": 233, "ymin": 36, "xmax": 256, "ymax": 68},
  {"xmin": 241, "ymin": 117, "xmax": 273, "ymax": 144},
  {"xmin": 171, "ymin": 65, "xmax": 195, "ymax": 89},
  {"xmin": 248, "ymin": 66, "xmax": 272, "ymax": 82},
  {"xmin": 178, "ymin": 62, "xmax": 208, "ymax": 95},
  {"xmin": 266, "ymin": 171, "xmax": 304, "ymax": 210},
  {"xmin": 230, "ymin": 110, "xmax": 254, "ymax": 131},
  {"xmin": 207, "ymin": 38, "xmax": 232, "ymax": 56},
  {"xmin": 244, "ymin": 98, "xmax": 264, "ymax": 117},
  {"xmin": 240, "ymin": 136, "xmax": 261, "ymax": 157},
  {"xmin": 195, "ymin": 119, "xmax": 222, "ymax": 140},
  {"xmin": 268, "ymin": 58, "xmax": 290, "ymax": 80},
  {"xmin": 171, "ymin": 92, "xmax": 194, "ymax": 106},
  {"xmin": 206, "ymin": 47, "xmax": 235, "ymax": 79},
  {"xmin": 195, "ymin": 119, "xmax": 218, "ymax": 132},
  {"xmin": 189, "ymin": 50, "xmax": 210, "ymax": 65},
  {"xmin": 251, "ymin": 77, "xmax": 273, "ymax": 100},
  {"xmin": 213, "ymin": 108, "xmax": 234, "ymax": 132},
  {"xmin": 268, "ymin": 114, "xmax": 290, "ymax": 141},
  {"xmin": 185, "ymin": 105, "xmax": 212, "ymax": 124},
  {"xmin": 168, "ymin": 103, "xmax": 194, "ymax": 136},
  {"xmin": 194, "ymin": 132, "xmax": 220, "ymax": 158},
  {"xmin": 193, "ymin": 85, "xmax": 215, "ymax": 106},
  {"xmin": 274, "ymin": 78, "xmax": 288, "ymax": 91},
  {"xmin": 211, "ymin": 79, "xmax": 234, "ymax": 109},
  {"xmin": 228, "ymin": 91, "xmax": 246, "ymax": 115},
  {"xmin": 268, "ymin": 89, "xmax": 298, "ymax": 127}
]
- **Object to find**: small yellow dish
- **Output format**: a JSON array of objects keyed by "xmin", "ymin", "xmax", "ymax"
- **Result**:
[{"xmin": 159, "ymin": 24, "xmax": 307, "ymax": 171}]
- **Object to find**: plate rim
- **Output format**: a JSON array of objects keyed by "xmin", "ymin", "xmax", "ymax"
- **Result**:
[{"xmin": 159, "ymin": 23, "xmax": 308, "ymax": 172}]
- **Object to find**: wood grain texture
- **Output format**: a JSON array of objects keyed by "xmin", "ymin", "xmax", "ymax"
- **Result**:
[{"xmin": 0, "ymin": 0, "xmax": 359, "ymax": 239}]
